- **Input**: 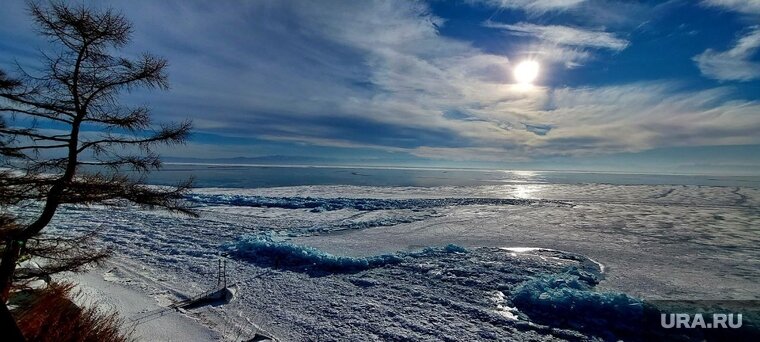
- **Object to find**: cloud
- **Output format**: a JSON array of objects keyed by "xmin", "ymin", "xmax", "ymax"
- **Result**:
[
  {"xmin": 409, "ymin": 146, "xmax": 532, "ymax": 162},
  {"xmin": 524, "ymin": 123, "xmax": 553, "ymax": 135},
  {"xmin": 470, "ymin": 0, "xmax": 587, "ymax": 13},
  {"xmin": 390, "ymin": 81, "xmax": 760, "ymax": 161},
  {"xmin": 87, "ymin": 0, "xmax": 522, "ymax": 154},
  {"xmin": 534, "ymin": 83, "xmax": 760, "ymax": 155},
  {"xmin": 702, "ymin": 0, "xmax": 760, "ymax": 15},
  {"xmin": 3, "ymin": 0, "xmax": 759, "ymax": 164},
  {"xmin": 693, "ymin": 27, "xmax": 760, "ymax": 81},
  {"xmin": 471, "ymin": 0, "xmax": 655, "ymax": 29},
  {"xmin": 484, "ymin": 21, "xmax": 630, "ymax": 51},
  {"xmin": 483, "ymin": 20, "xmax": 628, "ymax": 68}
]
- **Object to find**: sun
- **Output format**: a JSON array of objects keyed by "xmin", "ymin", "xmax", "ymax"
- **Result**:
[{"xmin": 513, "ymin": 60, "xmax": 540, "ymax": 85}]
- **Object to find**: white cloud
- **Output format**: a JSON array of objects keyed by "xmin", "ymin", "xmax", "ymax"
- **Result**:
[
  {"xmin": 702, "ymin": 0, "xmax": 760, "ymax": 15},
  {"xmin": 483, "ymin": 20, "xmax": 628, "ymax": 68},
  {"xmin": 534, "ymin": 83, "xmax": 760, "ymax": 154},
  {"xmin": 693, "ymin": 27, "xmax": 760, "ymax": 81},
  {"xmin": 471, "ymin": 0, "xmax": 587, "ymax": 13},
  {"xmin": 440, "ymin": 81, "xmax": 760, "ymax": 158},
  {"xmin": 484, "ymin": 21, "xmax": 630, "ymax": 51}
]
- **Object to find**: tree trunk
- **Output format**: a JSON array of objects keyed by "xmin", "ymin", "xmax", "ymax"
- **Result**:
[
  {"xmin": 0, "ymin": 300, "xmax": 25, "ymax": 341},
  {"xmin": 0, "ymin": 239, "xmax": 21, "ymax": 302}
]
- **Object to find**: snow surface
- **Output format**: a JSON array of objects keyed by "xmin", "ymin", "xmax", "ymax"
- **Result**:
[
  {"xmin": 66, "ymin": 267, "xmax": 221, "ymax": 341},
  {"xmin": 40, "ymin": 183, "xmax": 760, "ymax": 340}
]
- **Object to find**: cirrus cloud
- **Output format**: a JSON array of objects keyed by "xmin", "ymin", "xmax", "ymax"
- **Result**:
[
  {"xmin": 702, "ymin": 0, "xmax": 760, "ymax": 15},
  {"xmin": 470, "ymin": 0, "xmax": 587, "ymax": 13},
  {"xmin": 484, "ymin": 21, "xmax": 630, "ymax": 51},
  {"xmin": 693, "ymin": 27, "xmax": 760, "ymax": 81}
]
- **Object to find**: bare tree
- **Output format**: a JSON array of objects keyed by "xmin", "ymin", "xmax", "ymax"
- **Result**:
[{"xmin": 0, "ymin": 1, "xmax": 194, "ymax": 301}]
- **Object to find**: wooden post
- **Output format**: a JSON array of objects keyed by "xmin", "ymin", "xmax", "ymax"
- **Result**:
[{"xmin": 217, "ymin": 259, "xmax": 222, "ymax": 287}]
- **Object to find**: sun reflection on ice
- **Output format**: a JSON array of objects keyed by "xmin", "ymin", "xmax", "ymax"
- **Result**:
[
  {"xmin": 514, "ymin": 185, "xmax": 537, "ymax": 199},
  {"xmin": 503, "ymin": 170, "xmax": 542, "ymax": 199},
  {"xmin": 512, "ymin": 170, "xmax": 538, "ymax": 179}
]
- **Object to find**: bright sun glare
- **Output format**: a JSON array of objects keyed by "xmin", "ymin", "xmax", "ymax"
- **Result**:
[{"xmin": 514, "ymin": 60, "xmax": 540, "ymax": 85}]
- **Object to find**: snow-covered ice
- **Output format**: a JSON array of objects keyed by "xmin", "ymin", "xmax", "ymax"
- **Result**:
[{"xmin": 42, "ymin": 183, "xmax": 760, "ymax": 340}]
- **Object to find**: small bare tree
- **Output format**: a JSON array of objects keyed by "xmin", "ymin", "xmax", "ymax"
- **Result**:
[{"xmin": 0, "ymin": 1, "xmax": 194, "ymax": 301}]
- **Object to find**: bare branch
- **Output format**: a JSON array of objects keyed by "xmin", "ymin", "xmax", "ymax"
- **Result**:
[
  {"xmin": 77, "ymin": 120, "xmax": 192, "ymax": 153},
  {"xmin": 0, "ymin": 107, "xmax": 73, "ymax": 123},
  {"xmin": 83, "ymin": 106, "xmax": 150, "ymax": 130},
  {"xmin": 0, "ymin": 127, "xmax": 69, "ymax": 142}
]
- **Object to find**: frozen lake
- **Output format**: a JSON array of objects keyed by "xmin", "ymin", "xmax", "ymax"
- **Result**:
[{"xmin": 36, "ymin": 167, "xmax": 760, "ymax": 340}]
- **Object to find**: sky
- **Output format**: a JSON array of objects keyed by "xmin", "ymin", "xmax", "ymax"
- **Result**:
[{"xmin": 1, "ymin": 0, "xmax": 760, "ymax": 174}]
